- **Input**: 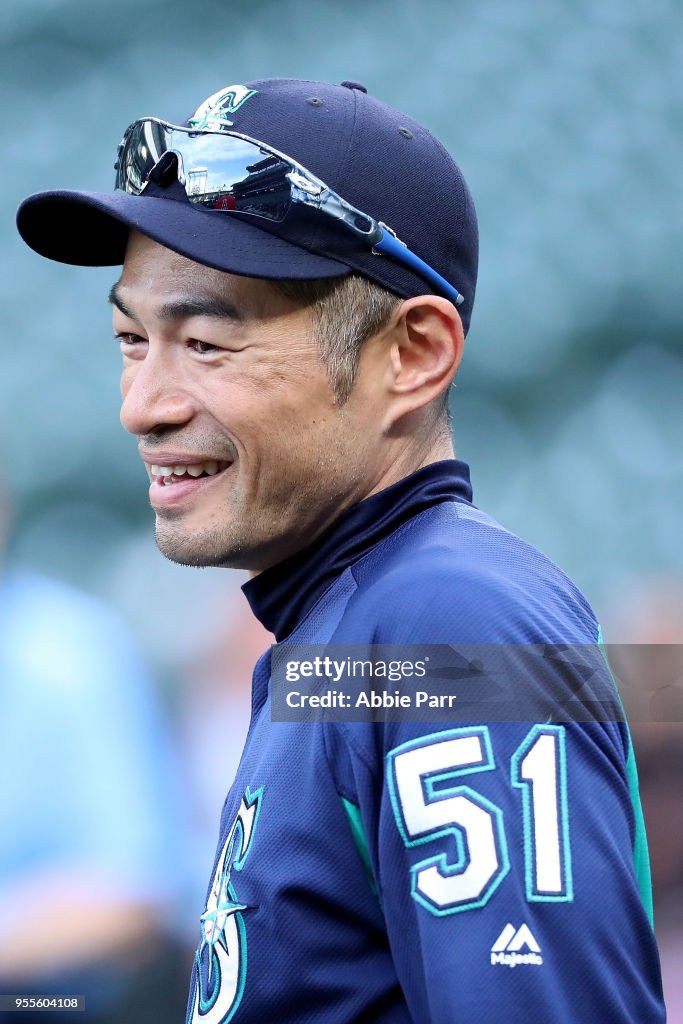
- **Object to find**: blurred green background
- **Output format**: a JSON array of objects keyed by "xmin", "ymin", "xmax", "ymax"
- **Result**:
[{"xmin": 2, "ymin": 0, "xmax": 682, "ymax": 1018}]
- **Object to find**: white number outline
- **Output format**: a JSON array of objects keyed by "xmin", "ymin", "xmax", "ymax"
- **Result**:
[
  {"xmin": 511, "ymin": 724, "xmax": 573, "ymax": 902},
  {"xmin": 387, "ymin": 726, "xmax": 510, "ymax": 916}
]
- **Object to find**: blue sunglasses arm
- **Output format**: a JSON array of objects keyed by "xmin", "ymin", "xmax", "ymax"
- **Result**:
[{"xmin": 373, "ymin": 229, "xmax": 464, "ymax": 308}]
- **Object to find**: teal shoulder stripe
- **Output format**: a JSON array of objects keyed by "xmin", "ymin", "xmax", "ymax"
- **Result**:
[
  {"xmin": 624, "ymin": 734, "xmax": 654, "ymax": 927},
  {"xmin": 597, "ymin": 625, "xmax": 654, "ymax": 927},
  {"xmin": 341, "ymin": 797, "xmax": 379, "ymax": 898}
]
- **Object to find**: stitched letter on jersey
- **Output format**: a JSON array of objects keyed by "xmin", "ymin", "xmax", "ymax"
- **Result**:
[{"xmin": 190, "ymin": 787, "xmax": 263, "ymax": 1023}]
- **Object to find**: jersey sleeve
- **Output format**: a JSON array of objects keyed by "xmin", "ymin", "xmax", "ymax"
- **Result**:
[{"xmin": 323, "ymin": 563, "xmax": 666, "ymax": 1023}]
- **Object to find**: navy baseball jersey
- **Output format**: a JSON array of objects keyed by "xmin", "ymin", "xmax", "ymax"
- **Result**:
[{"xmin": 187, "ymin": 460, "xmax": 665, "ymax": 1022}]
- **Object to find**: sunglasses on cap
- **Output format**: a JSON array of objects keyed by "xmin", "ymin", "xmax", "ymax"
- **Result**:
[{"xmin": 114, "ymin": 117, "xmax": 464, "ymax": 309}]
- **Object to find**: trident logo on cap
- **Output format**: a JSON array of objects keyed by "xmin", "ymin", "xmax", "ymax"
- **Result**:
[{"xmin": 188, "ymin": 84, "xmax": 258, "ymax": 131}]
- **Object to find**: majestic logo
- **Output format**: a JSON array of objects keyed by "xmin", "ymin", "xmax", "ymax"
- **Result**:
[
  {"xmin": 188, "ymin": 85, "xmax": 258, "ymax": 131},
  {"xmin": 490, "ymin": 923, "xmax": 543, "ymax": 967},
  {"xmin": 189, "ymin": 787, "xmax": 263, "ymax": 1023}
]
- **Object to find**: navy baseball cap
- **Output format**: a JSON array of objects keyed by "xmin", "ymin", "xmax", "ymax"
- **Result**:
[{"xmin": 17, "ymin": 78, "xmax": 478, "ymax": 333}]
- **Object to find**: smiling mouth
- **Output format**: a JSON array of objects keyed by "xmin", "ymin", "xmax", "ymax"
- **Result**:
[{"xmin": 150, "ymin": 460, "xmax": 232, "ymax": 485}]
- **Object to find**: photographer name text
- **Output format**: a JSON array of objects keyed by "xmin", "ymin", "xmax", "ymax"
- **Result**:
[{"xmin": 285, "ymin": 689, "xmax": 457, "ymax": 709}]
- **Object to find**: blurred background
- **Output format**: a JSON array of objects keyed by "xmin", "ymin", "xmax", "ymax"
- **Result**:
[{"xmin": 1, "ymin": 0, "xmax": 681, "ymax": 1018}]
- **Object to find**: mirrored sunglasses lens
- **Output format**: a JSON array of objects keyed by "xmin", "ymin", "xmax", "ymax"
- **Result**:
[
  {"xmin": 117, "ymin": 122, "xmax": 293, "ymax": 222},
  {"xmin": 117, "ymin": 121, "xmax": 169, "ymax": 194}
]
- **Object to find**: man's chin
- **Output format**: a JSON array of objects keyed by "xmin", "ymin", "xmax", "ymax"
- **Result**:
[
  {"xmin": 154, "ymin": 524, "xmax": 243, "ymax": 569},
  {"xmin": 153, "ymin": 509, "xmax": 308, "ymax": 573}
]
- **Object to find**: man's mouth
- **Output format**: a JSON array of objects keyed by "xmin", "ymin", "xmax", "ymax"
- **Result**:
[{"xmin": 150, "ymin": 460, "xmax": 232, "ymax": 486}]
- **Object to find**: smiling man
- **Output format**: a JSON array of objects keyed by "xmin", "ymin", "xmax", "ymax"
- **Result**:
[
  {"xmin": 17, "ymin": 79, "xmax": 665, "ymax": 1022},
  {"xmin": 110, "ymin": 231, "xmax": 458, "ymax": 575}
]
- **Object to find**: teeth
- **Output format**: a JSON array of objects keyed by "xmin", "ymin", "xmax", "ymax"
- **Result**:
[{"xmin": 150, "ymin": 460, "xmax": 227, "ymax": 480}]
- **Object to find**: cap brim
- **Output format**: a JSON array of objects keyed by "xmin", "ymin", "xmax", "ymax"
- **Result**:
[{"xmin": 16, "ymin": 189, "xmax": 351, "ymax": 280}]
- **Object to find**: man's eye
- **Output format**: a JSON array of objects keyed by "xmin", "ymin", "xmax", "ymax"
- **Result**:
[
  {"xmin": 115, "ymin": 332, "xmax": 146, "ymax": 347},
  {"xmin": 189, "ymin": 339, "xmax": 220, "ymax": 354}
]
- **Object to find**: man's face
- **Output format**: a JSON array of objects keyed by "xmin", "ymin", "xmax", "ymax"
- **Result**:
[{"xmin": 114, "ymin": 232, "xmax": 382, "ymax": 571}]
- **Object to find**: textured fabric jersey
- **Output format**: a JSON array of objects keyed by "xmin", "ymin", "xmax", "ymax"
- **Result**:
[{"xmin": 186, "ymin": 461, "xmax": 665, "ymax": 1023}]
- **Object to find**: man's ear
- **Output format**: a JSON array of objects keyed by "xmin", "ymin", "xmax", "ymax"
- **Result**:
[{"xmin": 381, "ymin": 296, "xmax": 464, "ymax": 430}]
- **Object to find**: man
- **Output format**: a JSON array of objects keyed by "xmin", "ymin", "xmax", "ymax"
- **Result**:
[{"xmin": 17, "ymin": 78, "xmax": 665, "ymax": 1022}]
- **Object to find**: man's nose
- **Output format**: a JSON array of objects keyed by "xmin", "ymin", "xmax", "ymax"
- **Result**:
[{"xmin": 120, "ymin": 355, "xmax": 195, "ymax": 436}]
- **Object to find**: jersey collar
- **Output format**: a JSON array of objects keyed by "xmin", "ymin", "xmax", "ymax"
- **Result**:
[{"xmin": 242, "ymin": 459, "xmax": 473, "ymax": 641}]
